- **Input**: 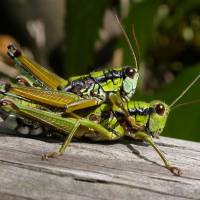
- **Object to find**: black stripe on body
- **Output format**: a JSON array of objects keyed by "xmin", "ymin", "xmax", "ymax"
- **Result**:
[
  {"xmin": 63, "ymin": 68, "xmax": 126, "ymax": 100},
  {"xmin": 84, "ymin": 69, "xmax": 124, "ymax": 97},
  {"xmin": 114, "ymin": 106, "xmax": 154, "ymax": 117},
  {"xmin": 64, "ymin": 69, "xmax": 124, "ymax": 90},
  {"xmin": 129, "ymin": 107, "xmax": 154, "ymax": 116},
  {"xmin": 114, "ymin": 106, "xmax": 155, "ymax": 132},
  {"xmin": 94, "ymin": 69, "xmax": 123, "ymax": 83}
]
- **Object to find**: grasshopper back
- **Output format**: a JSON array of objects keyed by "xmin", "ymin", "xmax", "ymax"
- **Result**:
[{"xmin": 64, "ymin": 66, "xmax": 139, "ymax": 101}]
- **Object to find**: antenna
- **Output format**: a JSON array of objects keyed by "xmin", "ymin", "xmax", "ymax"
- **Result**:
[
  {"xmin": 171, "ymin": 99, "xmax": 200, "ymax": 110},
  {"xmin": 132, "ymin": 23, "xmax": 140, "ymax": 67},
  {"xmin": 170, "ymin": 74, "xmax": 200, "ymax": 108},
  {"xmin": 115, "ymin": 15, "xmax": 139, "ymax": 70}
]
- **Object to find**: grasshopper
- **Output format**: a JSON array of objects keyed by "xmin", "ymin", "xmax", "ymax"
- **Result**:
[
  {"xmin": 0, "ymin": 16, "xmax": 199, "ymax": 176},
  {"xmin": 6, "ymin": 44, "xmax": 139, "ymax": 114},
  {"xmin": 0, "ymin": 72, "xmax": 199, "ymax": 176},
  {"xmin": 0, "ymin": 16, "xmax": 139, "ymax": 133},
  {"xmin": 4, "ymin": 17, "xmax": 140, "ymax": 118},
  {"xmin": 0, "ymin": 15, "xmax": 140, "ymax": 136}
]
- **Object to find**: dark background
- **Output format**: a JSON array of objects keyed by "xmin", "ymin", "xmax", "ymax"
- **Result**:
[{"xmin": 0, "ymin": 0, "xmax": 199, "ymax": 141}]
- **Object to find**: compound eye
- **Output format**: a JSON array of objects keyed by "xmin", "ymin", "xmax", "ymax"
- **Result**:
[
  {"xmin": 155, "ymin": 103, "xmax": 165, "ymax": 115},
  {"xmin": 125, "ymin": 67, "xmax": 135, "ymax": 78}
]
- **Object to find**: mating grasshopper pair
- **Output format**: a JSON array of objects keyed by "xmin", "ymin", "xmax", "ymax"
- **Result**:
[{"xmin": 0, "ymin": 18, "xmax": 199, "ymax": 176}]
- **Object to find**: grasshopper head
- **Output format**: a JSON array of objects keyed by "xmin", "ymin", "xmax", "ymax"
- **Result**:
[
  {"xmin": 122, "ymin": 67, "xmax": 139, "ymax": 99},
  {"xmin": 148, "ymin": 100, "xmax": 170, "ymax": 137}
]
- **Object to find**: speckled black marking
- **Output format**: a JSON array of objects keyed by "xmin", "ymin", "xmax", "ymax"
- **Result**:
[
  {"xmin": 64, "ymin": 68, "xmax": 125, "ymax": 92},
  {"xmin": 64, "ymin": 77, "xmax": 95, "ymax": 95},
  {"xmin": 64, "ymin": 67, "xmax": 130, "ymax": 99}
]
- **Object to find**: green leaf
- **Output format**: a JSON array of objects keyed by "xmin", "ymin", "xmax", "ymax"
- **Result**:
[{"xmin": 64, "ymin": 0, "xmax": 111, "ymax": 76}]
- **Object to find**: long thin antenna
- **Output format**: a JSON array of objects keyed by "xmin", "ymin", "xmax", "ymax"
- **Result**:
[
  {"xmin": 132, "ymin": 24, "xmax": 140, "ymax": 67},
  {"xmin": 115, "ymin": 15, "xmax": 138, "ymax": 69},
  {"xmin": 171, "ymin": 99, "xmax": 200, "ymax": 110},
  {"xmin": 170, "ymin": 74, "xmax": 200, "ymax": 108}
]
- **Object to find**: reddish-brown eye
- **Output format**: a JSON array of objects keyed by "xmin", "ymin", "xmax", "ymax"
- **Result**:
[
  {"xmin": 155, "ymin": 104, "xmax": 165, "ymax": 115},
  {"xmin": 125, "ymin": 67, "xmax": 135, "ymax": 78}
]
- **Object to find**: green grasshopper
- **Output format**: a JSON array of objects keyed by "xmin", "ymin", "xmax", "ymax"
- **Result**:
[
  {"xmin": 5, "ymin": 17, "xmax": 140, "ymax": 118},
  {"xmin": 0, "ymin": 16, "xmax": 140, "ymax": 136},
  {"xmin": 0, "ymin": 71, "xmax": 199, "ymax": 176},
  {"xmin": 6, "ymin": 44, "xmax": 139, "ymax": 114},
  {"xmin": 1, "ymin": 16, "xmax": 140, "ymax": 133},
  {"xmin": 2, "ymin": 40, "xmax": 139, "ymax": 134},
  {"xmin": 0, "ymin": 16, "xmax": 199, "ymax": 176}
]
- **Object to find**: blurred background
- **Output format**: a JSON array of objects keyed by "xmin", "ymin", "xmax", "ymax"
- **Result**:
[{"xmin": 0, "ymin": 0, "xmax": 199, "ymax": 141}]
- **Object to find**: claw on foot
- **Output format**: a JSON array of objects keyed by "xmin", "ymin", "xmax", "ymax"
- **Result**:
[
  {"xmin": 168, "ymin": 166, "xmax": 182, "ymax": 176},
  {"xmin": 41, "ymin": 152, "xmax": 61, "ymax": 160}
]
